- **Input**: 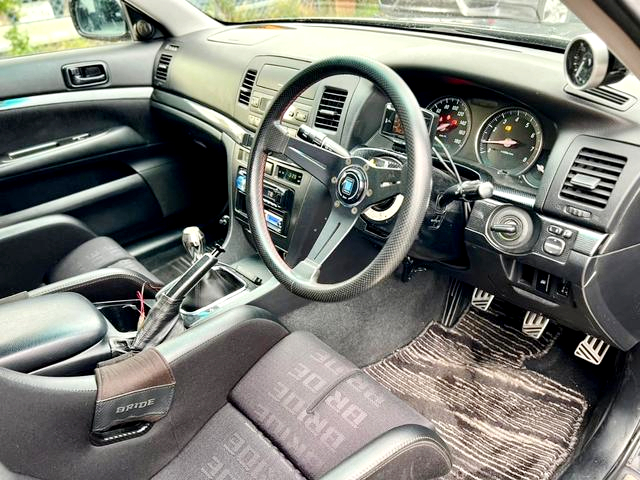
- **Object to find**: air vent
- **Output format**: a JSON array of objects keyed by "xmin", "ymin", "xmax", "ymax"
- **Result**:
[
  {"xmin": 587, "ymin": 86, "xmax": 630, "ymax": 105},
  {"xmin": 238, "ymin": 69, "xmax": 257, "ymax": 106},
  {"xmin": 155, "ymin": 53, "xmax": 172, "ymax": 82},
  {"xmin": 565, "ymin": 84, "xmax": 636, "ymax": 111},
  {"xmin": 560, "ymin": 147, "xmax": 627, "ymax": 209},
  {"xmin": 314, "ymin": 87, "xmax": 348, "ymax": 131}
]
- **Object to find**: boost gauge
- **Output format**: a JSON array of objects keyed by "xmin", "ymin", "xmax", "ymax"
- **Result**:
[
  {"xmin": 565, "ymin": 34, "xmax": 610, "ymax": 90},
  {"xmin": 427, "ymin": 96, "xmax": 471, "ymax": 156}
]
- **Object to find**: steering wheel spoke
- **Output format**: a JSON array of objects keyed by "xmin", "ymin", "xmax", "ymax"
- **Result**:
[
  {"xmin": 362, "ymin": 162, "xmax": 405, "ymax": 207},
  {"xmin": 305, "ymin": 206, "xmax": 358, "ymax": 270},
  {"xmin": 264, "ymin": 122, "xmax": 344, "ymax": 186}
]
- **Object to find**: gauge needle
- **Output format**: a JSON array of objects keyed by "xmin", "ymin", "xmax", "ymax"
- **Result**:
[
  {"xmin": 575, "ymin": 59, "xmax": 587, "ymax": 79},
  {"xmin": 437, "ymin": 123, "xmax": 451, "ymax": 132},
  {"xmin": 481, "ymin": 138, "xmax": 519, "ymax": 148}
]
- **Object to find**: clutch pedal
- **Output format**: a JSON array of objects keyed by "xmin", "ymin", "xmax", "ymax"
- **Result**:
[
  {"xmin": 522, "ymin": 311, "xmax": 549, "ymax": 339},
  {"xmin": 471, "ymin": 288, "xmax": 494, "ymax": 311},
  {"xmin": 575, "ymin": 335, "xmax": 610, "ymax": 365}
]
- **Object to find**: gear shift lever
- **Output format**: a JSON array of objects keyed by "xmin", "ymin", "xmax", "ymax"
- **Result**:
[{"xmin": 182, "ymin": 226, "xmax": 206, "ymax": 263}]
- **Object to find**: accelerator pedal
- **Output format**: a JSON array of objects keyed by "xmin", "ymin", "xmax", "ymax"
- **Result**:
[
  {"xmin": 575, "ymin": 335, "xmax": 610, "ymax": 365},
  {"xmin": 522, "ymin": 311, "xmax": 549, "ymax": 339},
  {"xmin": 471, "ymin": 288, "xmax": 494, "ymax": 311}
]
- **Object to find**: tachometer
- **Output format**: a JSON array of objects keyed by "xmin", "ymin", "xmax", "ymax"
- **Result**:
[
  {"xmin": 476, "ymin": 108, "xmax": 543, "ymax": 176},
  {"xmin": 427, "ymin": 96, "xmax": 471, "ymax": 156}
]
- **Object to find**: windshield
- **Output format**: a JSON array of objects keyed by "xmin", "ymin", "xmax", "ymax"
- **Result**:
[{"xmin": 188, "ymin": 0, "xmax": 590, "ymax": 48}]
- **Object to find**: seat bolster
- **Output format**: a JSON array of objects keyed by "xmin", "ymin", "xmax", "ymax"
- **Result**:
[
  {"xmin": 319, "ymin": 424, "xmax": 451, "ymax": 480},
  {"xmin": 30, "ymin": 267, "xmax": 163, "ymax": 302}
]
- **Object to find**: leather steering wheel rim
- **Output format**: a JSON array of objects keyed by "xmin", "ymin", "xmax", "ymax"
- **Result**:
[{"xmin": 246, "ymin": 56, "xmax": 432, "ymax": 302}]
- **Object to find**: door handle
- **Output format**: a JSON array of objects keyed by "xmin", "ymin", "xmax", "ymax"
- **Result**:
[{"xmin": 62, "ymin": 62, "xmax": 109, "ymax": 88}]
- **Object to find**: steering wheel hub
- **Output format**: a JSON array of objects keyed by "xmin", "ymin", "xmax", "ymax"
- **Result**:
[{"xmin": 336, "ymin": 165, "xmax": 368, "ymax": 206}]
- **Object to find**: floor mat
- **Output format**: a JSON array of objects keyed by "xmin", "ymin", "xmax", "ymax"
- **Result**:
[
  {"xmin": 141, "ymin": 245, "xmax": 192, "ymax": 284},
  {"xmin": 364, "ymin": 305, "xmax": 588, "ymax": 480}
]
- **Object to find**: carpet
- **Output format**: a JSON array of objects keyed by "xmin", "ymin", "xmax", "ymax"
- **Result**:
[{"xmin": 365, "ymin": 305, "xmax": 588, "ymax": 480}]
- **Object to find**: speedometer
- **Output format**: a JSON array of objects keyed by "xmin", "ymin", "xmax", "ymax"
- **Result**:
[
  {"xmin": 427, "ymin": 96, "xmax": 471, "ymax": 156},
  {"xmin": 476, "ymin": 108, "xmax": 543, "ymax": 176}
]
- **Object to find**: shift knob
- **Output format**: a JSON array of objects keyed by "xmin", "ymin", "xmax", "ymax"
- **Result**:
[{"xmin": 182, "ymin": 226, "xmax": 206, "ymax": 262}]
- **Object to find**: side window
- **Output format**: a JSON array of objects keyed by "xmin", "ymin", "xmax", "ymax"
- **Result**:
[{"xmin": 0, "ymin": 0, "xmax": 129, "ymax": 59}]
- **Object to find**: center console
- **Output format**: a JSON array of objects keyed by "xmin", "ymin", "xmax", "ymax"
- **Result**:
[
  {"xmin": 232, "ymin": 144, "xmax": 325, "ymax": 255},
  {"xmin": 0, "ymin": 293, "xmax": 113, "ymax": 375}
]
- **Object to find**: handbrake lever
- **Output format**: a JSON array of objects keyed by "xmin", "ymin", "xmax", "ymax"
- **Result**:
[{"xmin": 130, "ymin": 245, "xmax": 224, "ymax": 351}]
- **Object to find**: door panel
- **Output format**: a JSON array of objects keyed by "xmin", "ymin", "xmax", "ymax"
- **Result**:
[
  {"xmin": 0, "ymin": 42, "xmax": 160, "ymax": 99},
  {"xmin": 0, "ymin": 42, "xmax": 226, "ymax": 246}
]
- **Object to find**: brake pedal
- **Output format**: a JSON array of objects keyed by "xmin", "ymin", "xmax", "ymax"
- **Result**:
[
  {"xmin": 471, "ymin": 288, "xmax": 494, "ymax": 311},
  {"xmin": 575, "ymin": 335, "xmax": 610, "ymax": 365},
  {"xmin": 522, "ymin": 311, "xmax": 549, "ymax": 339}
]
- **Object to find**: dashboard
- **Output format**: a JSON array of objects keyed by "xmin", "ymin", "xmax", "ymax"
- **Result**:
[{"xmin": 149, "ymin": 22, "xmax": 640, "ymax": 352}]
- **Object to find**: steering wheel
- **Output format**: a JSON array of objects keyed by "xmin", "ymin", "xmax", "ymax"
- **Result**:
[{"xmin": 246, "ymin": 56, "xmax": 432, "ymax": 302}]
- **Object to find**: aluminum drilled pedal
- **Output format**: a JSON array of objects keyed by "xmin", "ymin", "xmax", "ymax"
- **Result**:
[
  {"xmin": 471, "ymin": 288, "xmax": 494, "ymax": 311},
  {"xmin": 575, "ymin": 335, "xmax": 610, "ymax": 365},
  {"xmin": 522, "ymin": 311, "xmax": 549, "ymax": 339}
]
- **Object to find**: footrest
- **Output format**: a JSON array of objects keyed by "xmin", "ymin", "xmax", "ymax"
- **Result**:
[
  {"xmin": 575, "ymin": 335, "xmax": 610, "ymax": 365},
  {"xmin": 471, "ymin": 288, "xmax": 494, "ymax": 311},
  {"xmin": 522, "ymin": 311, "xmax": 549, "ymax": 339}
]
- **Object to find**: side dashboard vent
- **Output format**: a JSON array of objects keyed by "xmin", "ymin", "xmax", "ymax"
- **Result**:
[
  {"xmin": 565, "ymin": 84, "xmax": 636, "ymax": 111},
  {"xmin": 315, "ymin": 87, "xmax": 348, "ymax": 131},
  {"xmin": 238, "ymin": 69, "xmax": 257, "ymax": 106},
  {"xmin": 155, "ymin": 53, "xmax": 172, "ymax": 82},
  {"xmin": 560, "ymin": 147, "xmax": 627, "ymax": 209}
]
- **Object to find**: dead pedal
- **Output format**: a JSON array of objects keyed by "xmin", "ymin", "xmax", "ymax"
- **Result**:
[
  {"xmin": 471, "ymin": 288, "xmax": 494, "ymax": 311},
  {"xmin": 522, "ymin": 311, "xmax": 549, "ymax": 339},
  {"xmin": 575, "ymin": 335, "xmax": 610, "ymax": 365}
]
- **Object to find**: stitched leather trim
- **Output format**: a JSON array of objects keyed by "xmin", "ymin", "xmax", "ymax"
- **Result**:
[{"xmin": 93, "ymin": 348, "xmax": 176, "ymax": 432}]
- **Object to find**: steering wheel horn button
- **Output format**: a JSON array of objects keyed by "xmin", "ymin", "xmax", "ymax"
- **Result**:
[{"xmin": 336, "ymin": 166, "xmax": 367, "ymax": 206}]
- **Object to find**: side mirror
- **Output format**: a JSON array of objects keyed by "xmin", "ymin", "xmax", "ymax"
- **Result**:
[{"xmin": 69, "ymin": 0, "xmax": 130, "ymax": 41}]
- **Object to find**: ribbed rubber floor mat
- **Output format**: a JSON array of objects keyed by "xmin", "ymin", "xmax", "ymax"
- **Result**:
[{"xmin": 364, "ymin": 306, "xmax": 588, "ymax": 480}]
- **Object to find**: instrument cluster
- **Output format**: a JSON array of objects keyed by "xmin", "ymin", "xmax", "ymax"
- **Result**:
[{"xmin": 380, "ymin": 95, "xmax": 552, "ymax": 190}]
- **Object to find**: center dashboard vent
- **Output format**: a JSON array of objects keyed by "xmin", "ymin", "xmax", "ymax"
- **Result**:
[
  {"xmin": 155, "ymin": 53, "xmax": 173, "ymax": 82},
  {"xmin": 560, "ymin": 147, "xmax": 627, "ymax": 209},
  {"xmin": 238, "ymin": 69, "xmax": 257, "ymax": 105},
  {"xmin": 315, "ymin": 87, "xmax": 348, "ymax": 131}
]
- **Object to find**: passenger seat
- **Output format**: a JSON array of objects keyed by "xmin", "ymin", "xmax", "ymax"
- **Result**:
[{"xmin": 0, "ymin": 215, "xmax": 162, "ymax": 301}]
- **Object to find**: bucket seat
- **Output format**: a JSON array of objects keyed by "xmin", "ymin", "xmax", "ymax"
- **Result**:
[{"xmin": 0, "ymin": 214, "xmax": 161, "ymax": 301}]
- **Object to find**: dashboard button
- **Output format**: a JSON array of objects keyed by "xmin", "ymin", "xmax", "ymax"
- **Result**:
[
  {"xmin": 548, "ymin": 225, "xmax": 563, "ymax": 235},
  {"xmin": 295, "ymin": 110, "xmax": 309, "ymax": 122},
  {"xmin": 562, "ymin": 229, "xmax": 574, "ymax": 239},
  {"xmin": 543, "ymin": 236, "xmax": 566, "ymax": 256},
  {"xmin": 557, "ymin": 279, "xmax": 570, "ymax": 297},
  {"xmin": 536, "ymin": 272, "xmax": 551, "ymax": 294},
  {"xmin": 565, "ymin": 206, "xmax": 592, "ymax": 218}
]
